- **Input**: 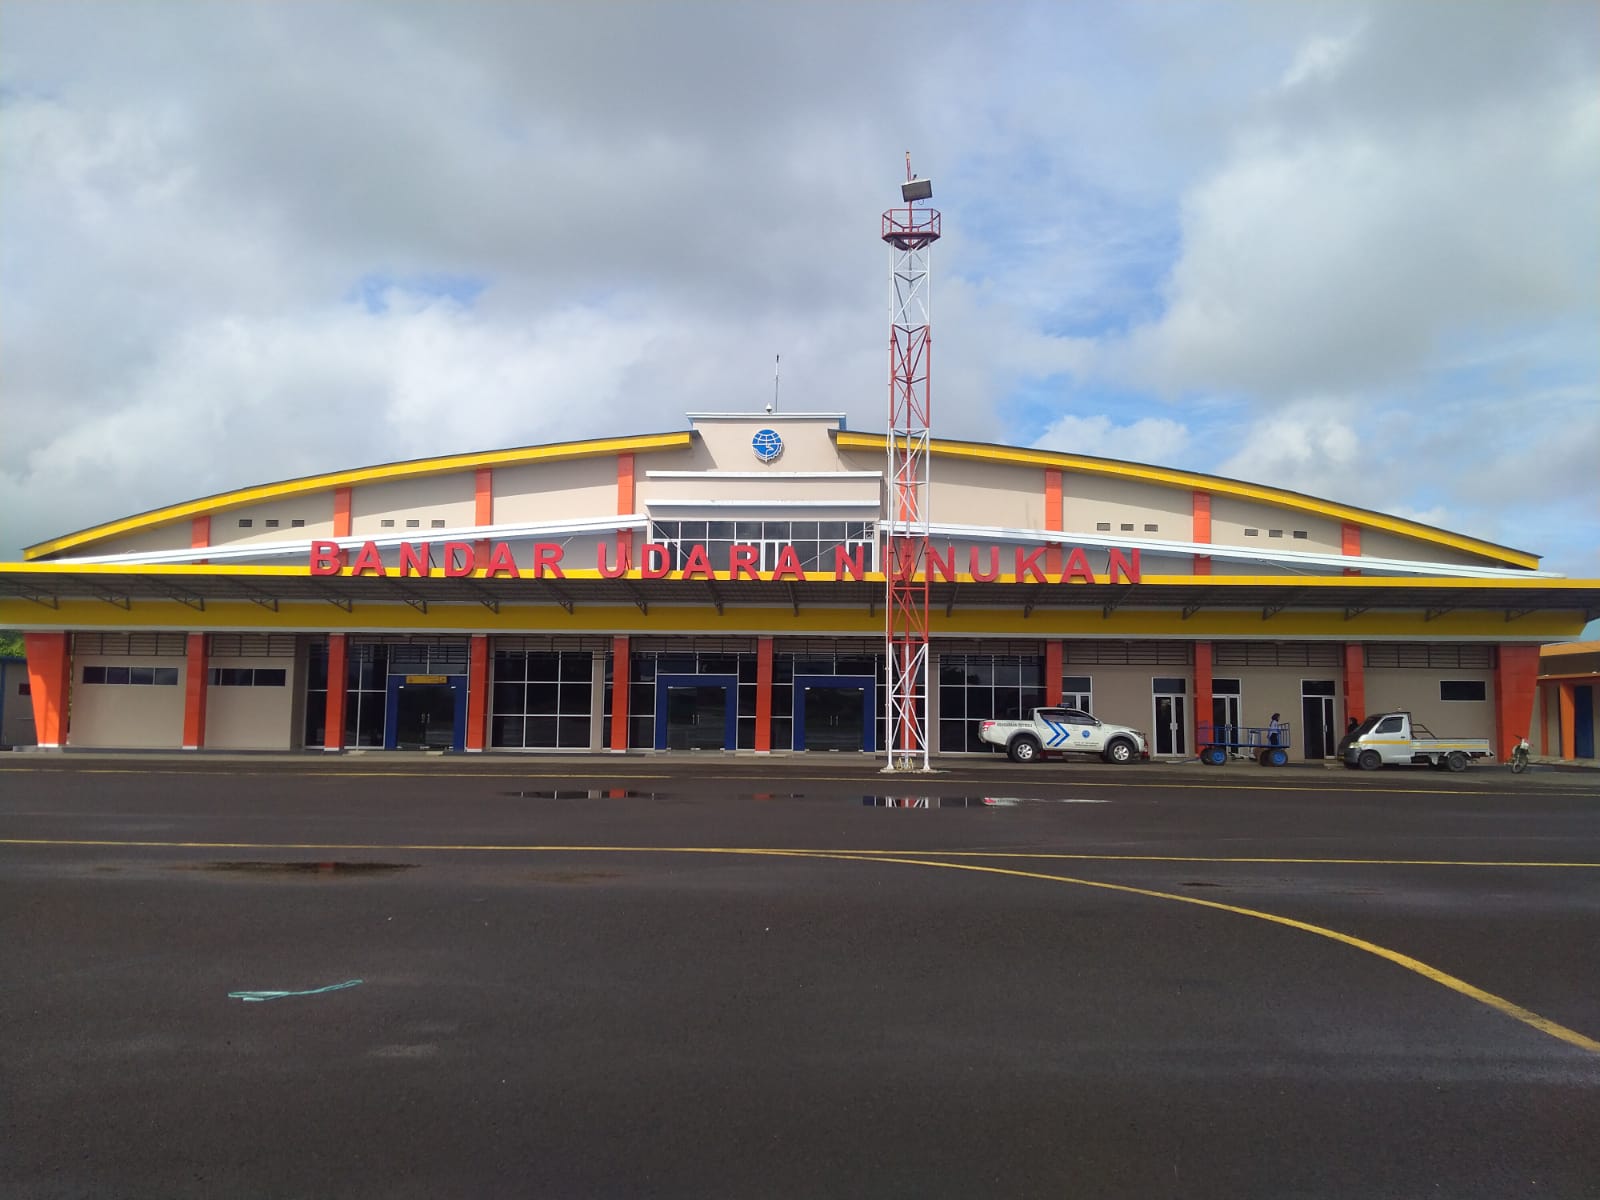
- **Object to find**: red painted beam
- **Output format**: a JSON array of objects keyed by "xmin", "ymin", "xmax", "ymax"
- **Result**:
[
  {"xmin": 610, "ymin": 635, "xmax": 630, "ymax": 751},
  {"xmin": 324, "ymin": 634, "xmax": 348, "ymax": 751},
  {"xmin": 465, "ymin": 634, "xmax": 489, "ymax": 752}
]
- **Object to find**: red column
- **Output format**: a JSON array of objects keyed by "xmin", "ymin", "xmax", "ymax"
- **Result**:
[
  {"xmin": 465, "ymin": 634, "xmax": 489, "ymax": 752},
  {"xmin": 755, "ymin": 636, "xmax": 774, "ymax": 752},
  {"xmin": 1494, "ymin": 644, "xmax": 1539, "ymax": 760},
  {"xmin": 609, "ymin": 635, "xmax": 630, "ymax": 751},
  {"xmin": 1192, "ymin": 491, "xmax": 1212, "ymax": 575},
  {"xmin": 1193, "ymin": 640, "xmax": 1212, "ymax": 749},
  {"xmin": 1045, "ymin": 640, "xmax": 1063, "ymax": 707},
  {"xmin": 1343, "ymin": 642, "xmax": 1365, "ymax": 726},
  {"xmin": 1342, "ymin": 523, "xmax": 1361, "ymax": 576},
  {"xmin": 324, "ymin": 634, "xmax": 348, "ymax": 751},
  {"xmin": 1558, "ymin": 682, "xmax": 1577, "ymax": 761},
  {"xmin": 181, "ymin": 633, "xmax": 208, "ymax": 750},
  {"xmin": 23, "ymin": 632, "xmax": 72, "ymax": 749}
]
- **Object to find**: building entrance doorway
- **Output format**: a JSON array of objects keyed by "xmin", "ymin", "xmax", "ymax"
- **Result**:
[
  {"xmin": 1153, "ymin": 677, "xmax": 1188, "ymax": 757},
  {"xmin": 655, "ymin": 674, "xmax": 738, "ymax": 750},
  {"xmin": 386, "ymin": 676, "xmax": 466, "ymax": 751},
  {"xmin": 793, "ymin": 675, "xmax": 875, "ymax": 751},
  {"xmin": 1302, "ymin": 680, "xmax": 1337, "ymax": 759}
]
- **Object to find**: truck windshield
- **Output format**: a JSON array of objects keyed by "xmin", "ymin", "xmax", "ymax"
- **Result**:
[{"xmin": 1351, "ymin": 715, "xmax": 1386, "ymax": 737}]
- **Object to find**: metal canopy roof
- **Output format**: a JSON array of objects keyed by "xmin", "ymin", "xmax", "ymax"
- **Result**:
[{"xmin": 3, "ymin": 566, "xmax": 1596, "ymax": 623}]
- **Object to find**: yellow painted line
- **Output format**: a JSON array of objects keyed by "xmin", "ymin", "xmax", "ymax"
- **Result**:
[
  {"xmin": 2, "ymin": 835, "xmax": 1593, "ymax": 1053},
  {"xmin": 1, "ymin": 837, "xmax": 1596, "ymax": 870},
  {"xmin": 799, "ymin": 850, "xmax": 1600, "ymax": 1055}
]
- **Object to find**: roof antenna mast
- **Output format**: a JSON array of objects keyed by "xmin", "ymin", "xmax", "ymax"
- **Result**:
[{"xmin": 770, "ymin": 354, "xmax": 779, "ymax": 414}]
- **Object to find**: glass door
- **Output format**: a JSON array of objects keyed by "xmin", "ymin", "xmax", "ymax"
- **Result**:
[
  {"xmin": 388, "ymin": 677, "xmax": 465, "ymax": 751},
  {"xmin": 793, "ymin": 674, "xmax": 875, "ymax": 751},
  {"xmin": 1152, "ymin": 677, "xmax": 1188, "ymax": 756},
  {"xmin": 1301, "ymin": 680, "xmax": 1337, "ymax": 759},
  {"xmin": 654, "ymin": 674, "xmax": 738, "ymax": 750}
]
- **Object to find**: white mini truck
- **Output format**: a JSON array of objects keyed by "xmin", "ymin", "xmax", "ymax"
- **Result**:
[
  {"xmin": 978, "ymin": 708, "xmax": 1150, "ymax": 764},
  {"xmin": 1338, "ymin": 711, "xmax": 1494, "ymax": 772}
]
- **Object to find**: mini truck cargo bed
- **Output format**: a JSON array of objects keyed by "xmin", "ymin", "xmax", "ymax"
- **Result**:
[{"xmin": 978, "ymin": 708, "xmax": 1150, "ymax": 764}]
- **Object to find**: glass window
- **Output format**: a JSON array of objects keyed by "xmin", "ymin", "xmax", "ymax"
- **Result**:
[
  {"xmin": 130, "ymin": 666, "xmax": 155, "ymax": 685},
  {"xmin": 105, "ymin": 666, "xmax": 129, "ymax": 685},
  {"xmin": 1376, "ymin": 716, "xmax": 1405, "ymax": 733},
  {"xmin": 83, "ymin": 666, "xmax": 106, "ymax": 684},
  {"xmin": 254, "ymin": 668, "xmax": 286, "ymax": 687},
  {"xmin": 1440, "ymin": 680, "xmax": 1486, "ymax": 702},
  {"xmin": 1153, "ymin": 677, "xmax": 1187, "ymax": 693}
]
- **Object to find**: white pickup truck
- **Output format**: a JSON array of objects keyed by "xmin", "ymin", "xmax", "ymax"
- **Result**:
[
  {"xmin": 978, "ymin": 708, "xmax": 1149, "ymax": 764},
  {"xmin": 1339, "ymin": 711, "xmax": 1494, "ymax": 772}
]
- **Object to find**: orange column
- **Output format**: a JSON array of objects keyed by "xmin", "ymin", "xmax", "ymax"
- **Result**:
[
  {"xmin": 1343, "ymin": 643, "xmax": 1365, "ymax": 726},
  {"xmin": 617, "ymin": 452, "xmax": 637, "ymax": 563},
  {"xmin": 465, "ymin": 634, "xmax": 489, "ymax": 752},
  {"xmin": 1342, "ymin": 523, "xmax": 1361, "ymax": 576},
  {"xmin": 1044, "ymin": 468, "xmax": 1063, "ymax": 577},
  {"xmin": 23, "ymin": 632, "xmax": 72, "ymax": 749},
  {"xmin": 1045, "ymin": 640, "xmax": 1063, "ymax": 707},
  {"xmin": 1494, "ymin": 644, "xmax": 1539, "ymax": 760},
  {"xmin": 191, "ymin": 515, "xmax": 210, "ymax": 565},
  {"xmin": 333, "ymin": 486, "xmax": 353, "ymax": 569},
  {"xmin": 609, "ymin": 635, "xmax": 630, "ymax": 751},
  {"xmin": 755, "ymin": 636, "xmax": 774, "ymax": 752},
  {"xmin": 1557, "ymin": 682, "xmax": 1577, "ymax": 761},
  {"xmin": 1193, "ymin": 640, "xmax": 1212, "ymax": 749},
  {"xmin": 181, "ymin": 633, "xmax": 208, "ymax": 750},
  {"xmin": 1192, "ymin": 491, "xmax": 1212, "ymax": 575},
  {"xmin": 324, "ymin": 634, "xmax": 348, "ymax": 751},
  {"xmin": 474, "ymin": 468, "xmax": 493, "ymax": 564}
]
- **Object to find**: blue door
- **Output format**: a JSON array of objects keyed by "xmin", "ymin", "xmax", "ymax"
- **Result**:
[
  {"xmin": 655, "ymin": 674, "xmax": 738, "ymax": 750},
  {"xmin": 792, "ymin": 675, "xmax": 876, "ymax": 752},
  {"xmin": 385, "ymin": 674, "xmax": 468, "ymax": 751},
  {"xmin": 1577, "ymin": 686, "xmax": 1595, "ymax": 759}
]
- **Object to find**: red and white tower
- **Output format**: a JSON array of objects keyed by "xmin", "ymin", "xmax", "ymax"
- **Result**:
[{"xmin": 882, "ymin": 155, "xmax": 939, "ymax": 771}]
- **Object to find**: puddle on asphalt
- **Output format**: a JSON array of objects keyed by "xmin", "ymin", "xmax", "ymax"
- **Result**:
[
  {"xmin": 501, "ymin": 789, "xmax": 660, "ymax": 800},
  {"xmin": 861, "ymin": 795, "xmax": 1110, "ymax": 809},
  {"xmin": 187, "ymin": 861, "xmax": 419, "ymax": 875}
]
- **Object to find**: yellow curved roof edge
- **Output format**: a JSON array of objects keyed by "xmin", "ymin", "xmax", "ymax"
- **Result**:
[
  {"xmin": 3, "ymin": 561, "xmax": 1596, "ymax": 592},
  {"xmin": 23, "ymin": 432, "xmax": 694, "ymax": 562},
  {"xmin": 833, "ymin": 431, "xmax": 1539, "ymax": 570}
]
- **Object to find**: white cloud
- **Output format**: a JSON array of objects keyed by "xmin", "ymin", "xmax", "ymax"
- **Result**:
[{"xmin": 1033, "ymin": 414, "xmax": 1191, "ymax": 466}]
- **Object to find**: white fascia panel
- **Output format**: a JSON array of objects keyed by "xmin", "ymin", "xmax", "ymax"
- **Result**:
[
  {"xmin": 915, "ymin": 521, "xmax": 1563, "ymax": 580},
  {"xmin": 686, "ymin": 412, "xmax": 846, "ymax": 423},
  {"xmin": 644, "ymin": 470, "xmax": 881, "ymax": 479},
  {"xmin": 50, "ymin": 515, "xmax": 651, "ymax": 567},
  {"xmin": 647, "ymin": 499, "xmax": 880, "ymax": 509}
]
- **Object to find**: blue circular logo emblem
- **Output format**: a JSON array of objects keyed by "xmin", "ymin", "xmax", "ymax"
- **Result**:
[{"xmin": 752, "ymin": 428, "xmax": 783, "ymax": 463}]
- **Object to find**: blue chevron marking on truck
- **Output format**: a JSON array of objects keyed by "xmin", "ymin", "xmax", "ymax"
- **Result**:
[{"xmin": 1043, "ymin": 717, "xmax": 1070, "ymax": 747}]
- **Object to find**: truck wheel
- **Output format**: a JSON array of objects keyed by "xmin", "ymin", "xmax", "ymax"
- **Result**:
[
  {"xmin": 1357, "ymin": 749, "xmax": 1382, "ymax": 772},
  {"xmin": 1203, "ymin": 746, "xmax": 1227, "ymax": 766},
  {"xmin": 1445, "ymin": 751, "xmax": 1469, "ymax": 773},
  {"xmin": 1264, "ymin": 748, "xmax": 1288, "ymax": 767},
  {"xmin": 1104, "ymin": 738, "xmax": 1135, "ymax": 764},
  {"xmin": 1008, "ymin": 735, "xmax": 1041, "ymax": 764}
]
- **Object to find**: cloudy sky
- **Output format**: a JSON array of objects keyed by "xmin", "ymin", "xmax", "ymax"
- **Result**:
[{"xmin": 3, "ymin": 1, "xmax": 1597, "ymax": 596}]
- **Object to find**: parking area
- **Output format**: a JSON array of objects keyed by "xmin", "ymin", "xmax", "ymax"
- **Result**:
[{"xmin": 3, "ymin": 755, "xmax": 1598, "ymax": 1198}]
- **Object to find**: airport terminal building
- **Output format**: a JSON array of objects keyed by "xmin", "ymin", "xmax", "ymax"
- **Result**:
[{"xmin": 4, "ymin": 413, "xmax": 1596, "ymax": 759}]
